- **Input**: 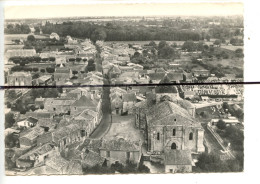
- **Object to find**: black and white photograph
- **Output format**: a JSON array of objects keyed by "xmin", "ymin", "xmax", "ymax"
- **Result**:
[{"xmin": 2, "ymin": 2, "xmax": 247, "ymax": 177}]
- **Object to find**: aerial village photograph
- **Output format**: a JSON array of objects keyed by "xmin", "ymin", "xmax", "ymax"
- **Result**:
[{"xmin": 3, "ymin": 3, "xmax": 244, "ymax": 175}]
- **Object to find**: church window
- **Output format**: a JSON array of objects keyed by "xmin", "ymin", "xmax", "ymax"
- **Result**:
[
  {"xmin": 157, "ymin": 132, "xmax": 160, "ymax": 140},
  {"xmin": 171, "ymin": 143, "xmax": 177, "ymax": 149},
  {"xmin": 189, "ymin": 132, "xmax": 193, "ymax": 140},
  {"xmin": 173, "ymin": 129, "xmax": 176, "ymax": 136}
]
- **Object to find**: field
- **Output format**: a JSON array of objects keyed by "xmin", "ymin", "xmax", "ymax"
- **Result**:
[
  {"xmin": 221, "ymin": 45, "xmax": 243, "ymax": 51},
  {"xmin": 206, "ymin": 58, "xmax": 243, "ymax": 69}
]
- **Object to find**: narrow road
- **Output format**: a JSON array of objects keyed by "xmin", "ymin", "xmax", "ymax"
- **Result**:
[
  {"xmin": 201, "ymin": 123, "xmax": 223, "ymax": 155},
  {"xmin": 90, "ymin": 54, "xmax": 112, "ymax": 138}
]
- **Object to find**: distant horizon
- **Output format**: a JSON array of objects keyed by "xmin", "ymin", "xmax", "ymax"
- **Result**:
[
  {"xmin": 5, "ymin": 3, "xmax": 243, "ymax": 20},
  {"xmin": 5, "ymin": 14, "xmax": 243, "ymax": 21}
]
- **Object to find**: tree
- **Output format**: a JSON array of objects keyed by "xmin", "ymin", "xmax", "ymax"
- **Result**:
[
  {"xmin": 158, "ymin": 45, "xmax": 176, "ymax": 59},
  {"xmin": 182, "ymin": 41, "xmax": 196, "ymax": 52},
  {"xmin": 148, "ymin": 41, "xmax": 157, "ymax": 48},
  {"xmin": 40, "ymin": 69, "xmax": 46, "ymax": 73},
  {"xmin": 205, "ymin": 35, "xmax": 210, "ymax": 41},
  {"xmin": 46, "ymin": 67, "xmax": 55, "ymax": 73},
  {"xmin": 216, "ymin": 120, "xmax": 226, "ymax": 130},
  {"xmin": 196, "ymin": 153, "xmax": 231, "ymax": 172},
  {"xmin": 5, "ymin": 90, "xmax": 17, "ymax": 100},
  {"xmin": 32, "ymin": 68, "xmax": 39, "ymax": 72},
  {"xmin": 27, "ymin": 35, "xmax": 35, "ymax": 42},
  {"xmin": 90, "ymin": 29, "xmax": 107, "ymax": 43},
  {"xmin": 76, "ymin": 57, "xmax": 82, "ymax": 62},
  {"xmin": 49, "ymin": 57, "xmax": 56, "ymax": 62},
  {"xmin": 32, "ymin": 73, "xmax": 40, "ymax": 79},
  {"xmin": 158, "ymin": 41, "xmax": 167, "ymax": 50},
  {"xmin": 5, "ymin": 113, "xmax": 15, "ymax": 129},
  {"xmin": 214, "ymin": 39, "xmax": 221, "ymax": 47}
]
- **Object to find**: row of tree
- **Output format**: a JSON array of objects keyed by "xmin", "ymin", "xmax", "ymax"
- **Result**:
[{"xmin": 41, "ymin": 21, "xmax": 202, "ymax": 42}]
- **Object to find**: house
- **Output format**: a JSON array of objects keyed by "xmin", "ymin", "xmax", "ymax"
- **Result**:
[
  {"xmin": 66, "ymin": 88, "xmax": 90, "ymax": 100},
  {"xmin": 17, "ymin": 117, "xmax": 38, "ymax": 128},
  {"xmin": 146, "ymin": 100, "xmax": 205, "ymax": 155},
  {"xmin": 166, "ymin": 72, "xmax": 184, "ymax": 83},
  {"xmin": 52, "ymin": 123, "xmax": 83, "ymax": 152},
  {"xmin": 45, "ymin": 151, "xmax": 83, "ymax": 174},
  {"xmin": 16, "ymin": 143, "xmax": 55, "ymax": 168},
  {"xmin": 19, "ymin": 126, "xmax": 46, "ymax": 147},
  {"xmin": 35, "ymin": 97, "xmax": 46, "ymax": 108},
  {"xmin": 183, "ymin": 72, "xmax": 193, "ymax": 83},
  {"xmin": 25, "ymin": 109, "xmax": 54, "ymax": 119},
  {"xmin": 148, "ymin": 73, "xmax": 165, "ymax": 84},
  {"xmin": 110, "ymin": 93, "xmax": 123, "ymax": 115},
  {"xmin": 122, "ymin": 93, "xmax": 137, "ymax": 115},
  {"xmin": 7, "ymin": 72, "xmax": 32, "ymax": 86},
  {"xmin": 37, "ymin": 75, "xmax": 53, "ymax": 86},
  {"xmin": 184, "ymin": 91, "xmax": 196, "ymax": 99},
  {"xmin": 44, "ymin": 98, "xmax": 76, "ymax": 114},
  {"xmin": 50, "ymin": 32, "xmax": 60, "ymax": 40},
  {"xmin": 70, "ymin": 95, "xmax": 101, "ymax": 116},
  {"xmin": 6, "ymin": 49, "xmax": 36, "ymax": 59},
  {"xmin": 108, "ymin": 65, "xmax": 121, "ymax": 78},
  {"xmin": 164, "ymin": 150, "xmax": 192, "ymax": 173},
  {"xmin": 100, "ymin": 138, "xmax": 142, "ymax": 166},
  {"xmin": 192, "ymin": 69, "xmax": 210, "ymax": 77},
  {"xmin": 73, "ymin": 109, "xmax": 99, "ymax": 134},
  {"xmin": 54, "ymin": 66, "xmax": 73, "ymax": 84}
]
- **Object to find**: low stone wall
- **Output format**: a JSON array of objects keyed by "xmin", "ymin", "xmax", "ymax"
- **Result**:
[{"xmin": 207, "ymin": 122, "xmax": 235, "ymax": 159}]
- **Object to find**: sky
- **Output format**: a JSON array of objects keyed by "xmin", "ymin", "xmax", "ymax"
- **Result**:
[{"xmin": 4, "ymin": 2, "xmax": 243, "ymax": 19}]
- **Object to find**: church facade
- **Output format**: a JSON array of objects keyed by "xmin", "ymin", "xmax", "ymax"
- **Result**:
[{"xmin": 145, "ymin": 101, "xmax": 205, "ymax": 155}]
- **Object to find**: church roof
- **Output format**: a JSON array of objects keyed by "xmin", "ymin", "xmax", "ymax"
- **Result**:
[{"xmin": 147, "ymin": 101, "xmax": 199, "ymax": 127}]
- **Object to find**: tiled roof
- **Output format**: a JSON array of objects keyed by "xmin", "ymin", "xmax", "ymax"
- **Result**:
[
  {"xmin": 122, "ymin": 93, "xmax": 136, "ymax": 102},
  {"xmin": 166, "ymin": 73, "xmax": 183, "ymax": 81},
  {"xmin": 19, "ymin": 143, "xmax": 54, "ymax": 159},
  {"xmin": 81, "ymin": 150, "xmax": 105, "ymax": 167},
  {"xmin": 110, "ymin": 87, "xmax": 127, "ymax": 94},
  {"xmin": 100, "ymin": 138, "xmax": 141, "ymax": 152},
  {"xmin": 26, "ymin": 117, "xmax": 38, "ymax": 124},
  {"xmin": 20, "ymin": 126, "xmax": 45, "ymax": 140},
  {"xmin": 79, "ymin": 138, "xmax": 102, "ymax": 153},
  {"xmin": 148, "ymin": 73, "xmax": 165, "ymax": 80},
  {"xmin": 164, "ymin": 150, "xmax": 192, "ymax": 165},
  {"xmin": 45, "ymin": 153, "xmax": 69, "ymax": 172},
  {"xmin": 72, "ymin": 95, "xmax": 98, "ymax": 107},
  {"xmin": 9, "ymin": 72, "xmax": 31, "ymax": 77},
  {"xmin": 147, "ymin": 101, "xmax": 199, "ymax": 126},
  {"xmin": 177, "ymin": 99, "xmax": 195, "ymax": 109},
  {"xmin": 53, "ymin": 124, "xmax": 81, "ymax": 140},
  {"xmin": 75, "ymin": 109, "xmax": 97, "ymax": 120}
]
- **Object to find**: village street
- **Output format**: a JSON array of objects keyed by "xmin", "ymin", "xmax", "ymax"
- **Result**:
[{"xmin": 89, "ymin": 82, "xmax": 112, "ymax": 139}]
